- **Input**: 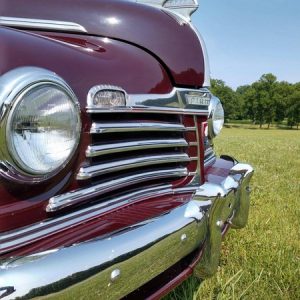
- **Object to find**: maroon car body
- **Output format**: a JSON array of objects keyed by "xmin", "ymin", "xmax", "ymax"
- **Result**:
[{"xmin": 0, "ymin": 1, "xmax": 253, "ymax": 299}]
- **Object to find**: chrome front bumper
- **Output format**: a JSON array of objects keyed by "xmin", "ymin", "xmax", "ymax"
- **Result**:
[{"xmin": 0, "ymin": 161, "xmax": 253, "ymax": 300}]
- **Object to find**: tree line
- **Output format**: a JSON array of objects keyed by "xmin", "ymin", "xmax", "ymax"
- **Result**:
[{"xmin": 211, "ymin": 74, "xmax": 300, "ymax": 129}]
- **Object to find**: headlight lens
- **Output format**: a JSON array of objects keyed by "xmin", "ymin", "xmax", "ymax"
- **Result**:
[
  {"xmin": 7, "ymin": 83, "xmax": 81, "ymax": 175},
  {"xmin": 208, "ymin": 97, "xmax": 224, "ymax": 138}
]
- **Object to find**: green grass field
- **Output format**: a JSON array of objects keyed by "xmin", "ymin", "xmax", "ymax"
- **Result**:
[{"xmin": 165, "ymin": 128, "xmax": 300, "ymax": 300}]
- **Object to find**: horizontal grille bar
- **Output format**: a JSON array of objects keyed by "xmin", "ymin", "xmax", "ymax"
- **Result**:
[
  {"xmin": 77, "ymin": 153, "xmax": 190, "ymax": 180},
  {"xmin": 86, "ymin": 139, "xmax": 188, "ymax": 157},
  {"xmin": 47, "ymin": 167, "xmax": 188, "ymax": 212},
  {"xmin": 90, "ymin": 122, "xmax": 196, "ymax": 134},
  {"xmin": 87, "ymin": 107, "xmax": 208, "ymax": 115}
]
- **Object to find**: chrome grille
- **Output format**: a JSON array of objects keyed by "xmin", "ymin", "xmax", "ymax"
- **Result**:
[
  {"xmin": 77, "ymin": 113, "xmax": 198, "ymax": 188},
  {"xmin": 46, "ymin": 84, "xmax": 212, "ymax": 213},
  {"xmin": 47, "ymin": 113, "xmax": 199, "ymax": 212}
]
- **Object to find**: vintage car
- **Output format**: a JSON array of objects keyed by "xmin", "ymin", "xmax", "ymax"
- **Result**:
[{"xmin": 0, "ymin": 0, "xmax": 253, "ymax": 299}]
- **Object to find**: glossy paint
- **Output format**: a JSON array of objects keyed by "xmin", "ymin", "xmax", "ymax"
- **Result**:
[
  {"xmin": 205, "ymin": 158, "xmax": 235, "ymax": 184},
  {"xmin": 2, "ymin": 193, "xmax": 193, "ymax": 258},
  {"xmin": 0, "ymin": 0, "xmax": 205, "ymax": 87},
  {"xmin": 0, "ymin": 28, "xmax": 173, "ymax": 95},
  {"xmin": 0, "ymin": 27, "xmax": 174, "ymax": 232}
]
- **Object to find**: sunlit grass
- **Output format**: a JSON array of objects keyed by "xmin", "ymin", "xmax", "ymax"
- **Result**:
[{"xmin": 165, "ymin": 128, "xmax": 300, "ymax": 300}]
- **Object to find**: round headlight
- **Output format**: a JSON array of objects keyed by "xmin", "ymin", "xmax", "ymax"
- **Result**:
[
  {"xmin": 208, "ymin": 96, "xmax": 224, "ymax": 138},
  {"xmin": 7, "ymin": 83, "xmax": 81, "ymax": 175},
  {"xmin": 0, "ymin": 67, "xmax": 81, "ymax": 180}
]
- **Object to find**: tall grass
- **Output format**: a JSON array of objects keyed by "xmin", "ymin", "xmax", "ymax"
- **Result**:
[{"xmin": 165, "ymin": 128, "xmax": 300, "ymax": 300}]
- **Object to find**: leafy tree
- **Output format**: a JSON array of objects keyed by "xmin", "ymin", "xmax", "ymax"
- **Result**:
[
  {"xmin": 238, "ymin": 74, "xmax": 278, "ymax": 128},
  {"xmin": 273, "ymin": 81, "xmax": 293, "ymax": 123},
  {"xmin": 257, "ymin": 74, "xmax": 277, "ymax": 128},
  {"xmin": 237, "ymin": 85, "xmax": 257, "ymax": 121},
  {"xmin": 286, "ymin": 91, "xmax": 300, "ymax": 129},
  {"xmin": 210, "ymin": 75, "xmax": 299, "ymax": 129},
  {"xmin": 210, "ymin": 79, "xmax": 241, "ymax": 121},
  {"xmin": 293, "ymin": 82, "xmax": 300, "ymax": 92}
]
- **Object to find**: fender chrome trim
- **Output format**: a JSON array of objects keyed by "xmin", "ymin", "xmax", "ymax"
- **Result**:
[{"xmin": 0, "ymin": 16, "xmax": 87, "ymax": 33}]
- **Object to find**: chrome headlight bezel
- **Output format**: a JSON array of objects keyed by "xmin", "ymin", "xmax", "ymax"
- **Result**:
[
  {"xmin": 0, "ymin": 67, "xmax": 81, "ymax": 183},
  {"xmin": 208, "ymin": 96, "xmax": 224, "ymax": 138}
]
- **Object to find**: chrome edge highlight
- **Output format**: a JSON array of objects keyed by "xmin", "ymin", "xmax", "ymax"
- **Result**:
[
  {"xmin": 0, "ymin": 16, "xmax": 87, "ymax": 33},
  {"xmin": 87, "ymin": 88, "xmax": 211, "ymax": 115}
]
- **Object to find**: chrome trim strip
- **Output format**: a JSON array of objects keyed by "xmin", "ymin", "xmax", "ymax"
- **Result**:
[
  {"xmin": 86, "ymin": 139, "xmax": 188, "ymax": 157},
  {"xmin": 190, "ymin": 157, "xmax": 199, "ymax": 161},
  {"xmin": 90, "ymin": 122, "xmax": 188, "ymax": 133},
  {"xmin": 87, "ymin": 87, "xmax": 211, "ymax": 115},
  {"xmin": 0, "ymin": 185, "xmax": 197, "ymax": 254},
  {"xmin": 187, "ymin": 116, "xmax": 201, "ymax": 185},
  {"xmin": 87, "ymin": 107, "xmax": 209, "ymax": 115},
  {"xmin": 47, "ymin": 168, "xmax": 188, "ymax": 212},
  {"xmin": 205, "ymin": 148, "xmax": 214, "ymax": 157},
  {"xmin": 0, "ymin": 200, "xmax": 207, "ymax": 300},
  {"xmin": 204, "ymin": 154, "xmax": 217, "ymax": 168},
  {"xmin": 188, "ymin": 171, "xmax": 198, "ymax": 176},
  {"xmin": 185, "ymin": 126, "xmax": 197, "ymax": 131},
  {"xmin": 77, "ymin": 153, "xmax": 190, "ymax": 180},
  {"xmin": 0, "ymin": 16, "xmax": 87, "ymax": 33}
]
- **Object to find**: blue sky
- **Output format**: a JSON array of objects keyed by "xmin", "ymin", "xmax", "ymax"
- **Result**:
[{"xmin": 192, "ymin": 0, "xmax": 300, "ymax": 89}]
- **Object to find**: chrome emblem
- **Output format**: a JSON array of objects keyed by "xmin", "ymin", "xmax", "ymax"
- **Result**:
[{"xmin": 185, "ymin": 92, "xmax": 211, "ymax": 106}]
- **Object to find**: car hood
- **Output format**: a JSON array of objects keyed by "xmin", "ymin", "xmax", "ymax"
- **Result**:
[{"xmin": 0, "ymin": 0, "xmax": 205, "ymax": 87}]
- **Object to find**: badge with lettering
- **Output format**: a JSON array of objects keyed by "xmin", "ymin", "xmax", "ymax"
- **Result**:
[{"xmin": 185, "ymin": 92, "xmax": 211, "ymax": 106}]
